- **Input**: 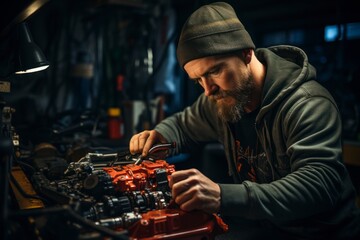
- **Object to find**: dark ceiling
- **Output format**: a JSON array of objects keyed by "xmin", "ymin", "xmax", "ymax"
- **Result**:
[
  {"xmin": 172, "ymin": 0, "xmax": 360, "ymax": 32},
  {"xmin": 2, "ymin": 0, "xmax": 358, "ymax": 37}
]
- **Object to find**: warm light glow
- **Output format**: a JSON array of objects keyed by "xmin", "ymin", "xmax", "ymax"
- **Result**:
[{"xmin": 15, "ymin": 64, "xmax": 49, "ymax": 74}]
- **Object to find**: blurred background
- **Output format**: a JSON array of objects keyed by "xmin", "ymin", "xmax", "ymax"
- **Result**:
[{"xmin": 1, "ymin": 0, "xmax": 359, "ymax": 190}]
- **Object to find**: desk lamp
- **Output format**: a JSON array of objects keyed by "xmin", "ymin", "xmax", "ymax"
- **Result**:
[{"xmin": 0, "ymin": 21, "xmax": 49, "ymax": 240}]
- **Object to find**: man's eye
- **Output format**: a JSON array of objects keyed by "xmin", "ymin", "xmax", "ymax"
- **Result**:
[
  {"xmin": 193, "ymin": 78, "xmax": 201, "ymax": 85},
  {"xmin": 209, "ymin": 68, "xmax": 220, "ymax": 76}
]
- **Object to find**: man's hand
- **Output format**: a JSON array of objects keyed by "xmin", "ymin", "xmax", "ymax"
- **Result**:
[
  {"xmin": 129, "ymin": 130, "xmax": 167, "ymax": 157},
  {"xmin": 169, "ymin": 168, "xmax": 221, "ymax": 214}
]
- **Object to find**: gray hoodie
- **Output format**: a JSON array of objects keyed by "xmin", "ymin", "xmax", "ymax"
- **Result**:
[{"xmin": 155, "ymin": 45, "xmax": 360, "ymax": 239}]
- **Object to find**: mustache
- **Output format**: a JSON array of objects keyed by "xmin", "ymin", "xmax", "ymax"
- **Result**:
[{"xmin": 210, "ymin": 89, "xmax": 237, "ymax": 101}]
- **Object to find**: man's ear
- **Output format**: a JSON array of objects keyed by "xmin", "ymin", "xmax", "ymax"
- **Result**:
[{"xmin": 242, "ymin": 49, "xmax": 252, "ymax": 64}]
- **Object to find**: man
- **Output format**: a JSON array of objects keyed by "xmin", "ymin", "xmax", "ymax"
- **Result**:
[{"xmin": 129, "ymin": 2, "xmax": 360, "ymax": 239}]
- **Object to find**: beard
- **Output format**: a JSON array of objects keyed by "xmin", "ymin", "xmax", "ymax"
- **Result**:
[{"xmin": 210, "ymin": 71, "xmax": 254, "ymax": 123}]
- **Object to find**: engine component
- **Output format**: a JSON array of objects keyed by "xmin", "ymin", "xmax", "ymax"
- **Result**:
[
  {"xmin": 128, "ymin": 209, "xmax": 228, "ymax": 239},
  {"xmin": 102, "ymin": 160, "xmax": 175, "ymax": 192},
  {"xmin": 32, "ymin": 143, "xmax": 68, "ymax": 180},
  {"xmin": 12, "ymin": 144, "xmax": 227, "ymax": 240}
]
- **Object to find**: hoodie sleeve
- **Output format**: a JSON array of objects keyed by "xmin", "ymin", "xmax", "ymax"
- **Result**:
[
  {"xmin": 219, "ymin": 82, "xmax": 351, "ymax": 222},
  {"xmin": 154, "ymin": 93, "xmax": 220, "ymax": 154}
]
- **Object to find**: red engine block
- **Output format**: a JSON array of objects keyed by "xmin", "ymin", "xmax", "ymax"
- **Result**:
[
  {"xmin": 128, "ymin": 209, "xmax": 228, "ymax": 240},
  {"xmin": 102, "ymin": 160, "xmax": 228, "ymax": 239},
  {"xmin": 102, "ymin": 160, "xmax": 175, "ymax": 192}
]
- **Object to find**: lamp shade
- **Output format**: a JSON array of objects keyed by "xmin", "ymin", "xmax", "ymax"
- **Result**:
[{"xmin": 15, "ymin": 22, "xmax": 49, "ymax": 74}]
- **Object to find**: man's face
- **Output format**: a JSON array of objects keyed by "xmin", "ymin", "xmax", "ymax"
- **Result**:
[{"xmin": 184, "ymin": 54, "xmax": 254, "ymax": 122}]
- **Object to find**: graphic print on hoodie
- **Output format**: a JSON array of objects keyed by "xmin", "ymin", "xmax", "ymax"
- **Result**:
[{"xmin": 230, "ymin": 107, "xmax": 267, "ymax": 183}]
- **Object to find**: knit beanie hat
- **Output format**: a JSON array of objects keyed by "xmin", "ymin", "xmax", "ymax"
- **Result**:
[{"xmin": 177, "ymin": 2, "xmax": 255, "ymax": 68}]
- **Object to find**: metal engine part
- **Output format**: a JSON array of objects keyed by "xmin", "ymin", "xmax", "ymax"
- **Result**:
[{"xmin": 15, "ymin": 146, "xmax": 228, "ymax": 240}]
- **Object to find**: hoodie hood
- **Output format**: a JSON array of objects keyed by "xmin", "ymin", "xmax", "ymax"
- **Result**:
[{"xmin": 256, "ymin": 45, "xmax": 317, "ymax": 122}]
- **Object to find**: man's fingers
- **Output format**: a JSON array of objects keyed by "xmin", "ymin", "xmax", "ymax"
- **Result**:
[
  {"xmin": 168, "ymin": 169, "xmax": 221, "ymax": 214},
  {"xmin": 129, "ymin": 134, "xmax": 140, "ymax": 154},
  {"xmin": 169, "ymin": 169, "xmax": 199, "ymax": 187},
  {"xmin": 142, "ymin": 131, "xmax": 159, "ymax": 156},
  {"xmin": 129, "ymin": 130, "xmax": 166, "ymax": 156},
  {"xmin": 129, "ymin": 131, "xmax": 149, "ymax": 154},
  {"xmin": 174, "ymin": 188, "xmax": 194, "ymax": 207},
  {"xmin": 138, "ymin": 131, "xmax": 150, "ymax": 155}
]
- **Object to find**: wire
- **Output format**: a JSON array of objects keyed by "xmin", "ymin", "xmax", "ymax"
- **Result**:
[
  {"xmin": 9, "ymin": 205, "xmax": 129, "ymax": 240},
  {"xmin": 13, "ymin": 159, "xmax": 36, "ymax": 174},
  {"xmin": 77, "ymin": 156, "xmax": 87, "ymax": 163},
  {"xmin": 9, "ymin": 173, "xmax": 48, "ymax": 203}
]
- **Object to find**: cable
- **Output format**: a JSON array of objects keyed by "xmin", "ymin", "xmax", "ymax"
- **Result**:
[
  {"xmin": 9, "ymin": 173, "xmax": 47, "ymax": 203},
  {"xmin": 13, "ymin": 159, "xmax": 36, "ymax": 174},
  {"xmin": 9, "ymin": 205, "xmax": 129, "ymax": 240}
]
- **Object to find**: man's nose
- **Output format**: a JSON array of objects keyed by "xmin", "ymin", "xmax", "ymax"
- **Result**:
[{"xmin": 201, "ymin": 78, "xmax": 218, "ymax": 96}]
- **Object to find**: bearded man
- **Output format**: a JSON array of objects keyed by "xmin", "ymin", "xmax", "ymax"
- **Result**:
[{"xmin": 129, "ymin": 2, "xmax": 360, "ymax": 239}]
